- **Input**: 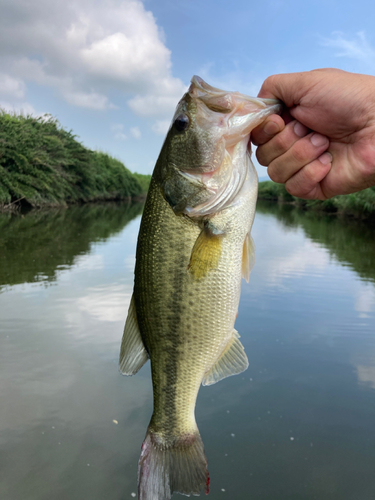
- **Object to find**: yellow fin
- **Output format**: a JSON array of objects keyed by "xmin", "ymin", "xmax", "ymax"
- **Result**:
[
  {"xmin": 188, "ymin": 223, "xmax": 224, "ymax": 279},
  {"xmin": 242, "ymin": 232, "xmax": 255, "ymax": 283}
]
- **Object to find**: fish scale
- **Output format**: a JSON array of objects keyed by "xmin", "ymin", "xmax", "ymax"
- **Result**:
[{"xmin": 119, "ymin": 76, "xmax": 282, "ymax": 499}]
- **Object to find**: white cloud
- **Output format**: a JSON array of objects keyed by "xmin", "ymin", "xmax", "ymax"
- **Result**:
[
  {"xmin": 115, "ymin": 132, "xmax": 128, "ymax": 141},
  {"xmin": 77, "ymin": 284, "xmax": 132, "ymax": 322},
  {"xmin": 111, "ymin": 123, "xmax": 124, "ymax": 132},
  {"xmin": 0, "ymin": 0, "xmax": 186, "ymax": 114},
  {"xmin": 73, "ymin": 253, "xmax": 104, "ymax": 272},
  {"xmin": 151, "ymin": 119, "xmax": 171, "ymax": 135},
  {"xmin": 354, "ymin": 285, "xmax": 375, "ymax": 319},
  {"xmin": 80, "ymin": 28, "xmax": 170, "ymax": 86},
  {"xmin": 63, "ymin": 90, "xmax": 114, "ymax": 110},
  {"xmin": 196, "ymin": 63, "xmax": 263, "ymax": 98},
  {"xmin": 111, "ymin": 123, "xmax": 128, "ymax": 141},
  {"xmin": 264, "ymin": 240, "xmax": 329, "ymax": 288},
  {"xmin": 357, "ymin": 364, "xmax": 375, "ymax": 389},
  {"xmin": 128, "ymin": 80, "xmax": 187, "ymax": 117},
  {"xmin": 321, "ymin": 31, "xmax": 375, "ymax": 65},
  {"xmin": 0, "ymin": 73, "xmax": 25, "ymax": 99},
  {"xmin": 130, "ymin": 126, "xmax": 141, "ymax": 139}
]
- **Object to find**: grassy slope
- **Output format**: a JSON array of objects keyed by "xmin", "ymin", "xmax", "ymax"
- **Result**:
[
  {"xmin": 0, "ymin": 110, "xmax": 151, "ymax": 208},
  {"xmin": 258, "ymin": 180, "xmax": 375, "ymax": 219}
]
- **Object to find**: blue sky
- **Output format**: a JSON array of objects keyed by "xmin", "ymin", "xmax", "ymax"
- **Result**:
[{"xmin": 1, "ymin": 0, "xmax": 375, "ymax": 176}]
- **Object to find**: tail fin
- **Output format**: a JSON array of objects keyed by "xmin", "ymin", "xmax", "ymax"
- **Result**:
[{"xmin": 138, "ymin": 430, "xmax": 209, "ymax": 499}]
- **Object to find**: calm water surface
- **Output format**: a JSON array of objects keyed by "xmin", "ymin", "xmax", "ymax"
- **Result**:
[{"xmin": 1, "ymin": 201, "xmax": 375, "ymax": 500}]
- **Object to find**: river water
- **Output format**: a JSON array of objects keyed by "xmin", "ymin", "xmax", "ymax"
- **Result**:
[{"xmin": 0, "ymin": 201, "xmax": 374, "ymax": 500}]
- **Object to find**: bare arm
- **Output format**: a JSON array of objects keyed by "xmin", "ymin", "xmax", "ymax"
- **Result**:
[{"xmin": 251, "ymin": 68, "xmax": 375, "ymax": 199}]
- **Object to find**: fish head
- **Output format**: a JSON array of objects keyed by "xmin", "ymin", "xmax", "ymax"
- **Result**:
[{"xmin": 157, "ymin": 76, "xmax": 282, "ymax": 217}]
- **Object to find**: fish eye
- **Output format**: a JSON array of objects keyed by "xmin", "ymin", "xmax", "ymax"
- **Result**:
[{"xmin": 174, "ymin": 114, "xmax": 190, "ymax": 132}]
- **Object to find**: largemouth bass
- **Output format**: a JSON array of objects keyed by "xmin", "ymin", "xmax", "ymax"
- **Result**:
[{"xmin": 119, "ymin": 76, "xmax": 281, "ymax": 499}]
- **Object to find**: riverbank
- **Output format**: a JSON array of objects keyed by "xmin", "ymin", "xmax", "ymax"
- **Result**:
[
  {"xmin": 0, "ymin": 110, "xmax": 151, "ymax": 211},
  {"xmin": 258, "ymin": 180, "xmax": 375, "ymax": 220}
]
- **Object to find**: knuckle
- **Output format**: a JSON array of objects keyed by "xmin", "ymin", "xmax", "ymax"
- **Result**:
[
  {"xmin": 301, "ymin": 164, "xmax": 318, "ymax": 184},
  {"xmin": 285, "ymin": 159, "xmax": 331, "ymax": 200},
  {"xmin": 262, "ymin": 75, "xmax": 277, "ymax": 92},
  {"xmin": 290, "ymin": 143, "xmax": 310, "ymax": 164},
  {"xmin": 284, "ymin": 182, "xmax": 297, "ymax": 196},
  {"xmin": 285, "ymin": 181, "xmax": 303, "ymax": 198},
  {"xmin": 255, "ymin": 147, "xmax": 269, "ymax": 166},
  {"xmin": 285, "ymin": 178, "xmax": 310, "ymax": 199},
  {"xmin": 271, "ymin": 133, "xmax": 289, "ymax": 153},
  {"xmin": 268, "ymin": 162, "xmax": 285, "ymax": 184}
]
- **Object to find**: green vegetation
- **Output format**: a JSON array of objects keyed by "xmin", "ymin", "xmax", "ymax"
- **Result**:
[
  {"xmin": 133, "ymin": 172, "xmax": 153, "ymax": 193},
  {"xmin": 258, "ymin": 180, "xmax": 375, "ymax": 219},
  {"xmin": 0, "ymin": 110, "xmax": 151, "ymax": 210}
]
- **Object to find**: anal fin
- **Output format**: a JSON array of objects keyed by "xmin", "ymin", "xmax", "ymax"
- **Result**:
[
  {"xmin": 119, "ymin": 295, "xmax": 149, "ymax": 375},
  {"xmin": 202, "ymin": 330, "xmax": 249, "ymax": 386}
]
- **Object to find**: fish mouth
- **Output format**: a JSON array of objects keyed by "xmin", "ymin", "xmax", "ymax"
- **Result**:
[
  {"xmin": 189, "ymin": 75, "xmax": 283, "ymax": 147},
  {"xmin": 190, "ymin": 75, "xmax": 282, "ymax": 114}
]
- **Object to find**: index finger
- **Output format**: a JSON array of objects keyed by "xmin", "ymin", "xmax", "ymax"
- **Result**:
[{"xmin": 251, "ymin": 114, "xmax": 285, "ymax": 146}]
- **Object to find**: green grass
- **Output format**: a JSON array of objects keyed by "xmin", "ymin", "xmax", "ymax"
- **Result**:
[
  {"xmin": 258, "ymin": 180, "xmax": 375, "ymax": 219},
  {"xmin": 0, "ymin": 110, "xmax": 151, "ymax": 209}
]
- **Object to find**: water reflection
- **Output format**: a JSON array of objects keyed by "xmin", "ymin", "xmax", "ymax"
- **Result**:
[
  {"xmin": 0, "ymin": 201, "xmax": 374, "ymax": 500},
  {"xmin": 257, "ymin": 200, "xmax": 375, "ymax": 284},
  {"xmin": 0, "ymin": 202, "xmax": 147, "ymax": 500},
  {"xmin": 0, "ymin": 201, "xmax": 144, "ymax": 289}
]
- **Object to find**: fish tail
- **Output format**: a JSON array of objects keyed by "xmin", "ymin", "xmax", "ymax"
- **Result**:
[{"xmin": 138, "ymin": 428, "xmax": 209, "ymax": 499}]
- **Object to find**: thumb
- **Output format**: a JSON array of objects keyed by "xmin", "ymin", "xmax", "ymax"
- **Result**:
[{"xmin": 257, "ymin": 72, "xmax": 312, "ymax": 107}]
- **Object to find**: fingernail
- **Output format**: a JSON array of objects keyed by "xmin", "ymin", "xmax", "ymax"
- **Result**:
[
  {"xmin": 264, "ymin": 121, "xmax": 280, "ymax": 136},
  {"xmin": 294, "ymin": 121, "xmax": 308, "ymax": 137},
  {"xmin": 319, "ymin": 152, "xmax": 332, "ymax": 165},
  {"xmin": 311, "ymin": 133, "xmax": 328, "ymax": 147}
]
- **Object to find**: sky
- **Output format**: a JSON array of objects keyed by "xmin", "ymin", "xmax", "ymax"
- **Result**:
[{"xmin": 1, "ymin": 0, "xmax": 375, "ymax": 176}]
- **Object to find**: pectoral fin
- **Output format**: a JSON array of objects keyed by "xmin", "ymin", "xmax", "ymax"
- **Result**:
[
  {"xmin": 242, "ymin": 232, "xmax": 255, "ymax": 283},
  {"xmin": 188, "ymin": 222, "xmax": 224, "ymax": 279},
  {"xmin": 119, "ymin": 295, "xmax": 149, "ymax": 375},
  {"xmin": 202, "ymin": 330, "xmax": 249, "ymax": 386}
]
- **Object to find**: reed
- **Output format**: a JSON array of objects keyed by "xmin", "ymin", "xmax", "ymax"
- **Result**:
[{"xmin": 0, "ymin": 110, "xmax": 151, "ymax": 210}]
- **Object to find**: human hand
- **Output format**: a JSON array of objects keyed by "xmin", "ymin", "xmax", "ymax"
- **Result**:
[{"xmin": 251, "ymin": 68, "xmax": 375, "ymax": 199}]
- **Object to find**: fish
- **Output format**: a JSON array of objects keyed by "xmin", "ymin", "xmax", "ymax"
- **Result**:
[{"xmin": 119, "ymin": 76, "xmax": 282, "ymax": 499}]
